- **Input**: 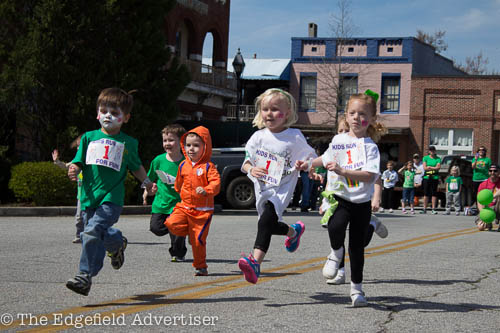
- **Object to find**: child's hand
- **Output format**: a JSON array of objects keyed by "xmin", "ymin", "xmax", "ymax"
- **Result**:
[
  {"xmin": 51, "ymin": 149, "xmax": 59, "ymax": 162},
  {"xmin": 68, "ymin": 164, "xmax": 80, "ymax": 181},
  {"xmin": 295, "ymin": 160, "xmax": 309, "ymax": 171},
  {"xmin": 325, "ymin": 161, "xmax": 342, "ymax": 174},
  {"xmin": 148, "ymin": 183, "xmax": 158, "ymax": 196},
  {"xmin": 371, "ymin": 200, "xmax": 380, "ymax": 212},
  {"xmin": 250, "ymin": 167, "xmax": 268, "ymax": 178},
  {"xmin": 309, "ymin": 171, "xmax": 323, "ymax": 183},
  {"xmin": 196, "ymin": 186, "xmax": 207, "ymax": 196}
]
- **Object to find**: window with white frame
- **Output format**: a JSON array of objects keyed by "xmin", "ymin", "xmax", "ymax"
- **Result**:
[
  {"xmin": 299, "ymin": 74, "xmax": 317, "ymax": 112},
  {"xmin": 339, "ymin": 75, "xmax": 358, "ymax": 112},
  {"xmin": 381, "ymin": 75, "xmax": 400, "ymax": 113},
  {"xmin": 430, "ymin": 128, "xmax": 473, "ymax": 156}
]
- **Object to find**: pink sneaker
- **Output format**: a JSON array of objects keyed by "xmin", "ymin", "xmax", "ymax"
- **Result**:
[
  {"xmin": 238, "ymin": 254, "xmax": 260, "ymax": 284},
  {"xmin": 285, "ymin": 221, "xmax": 305, "ymax": 252}
]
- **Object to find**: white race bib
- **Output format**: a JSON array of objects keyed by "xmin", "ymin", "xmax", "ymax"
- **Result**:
[
  {"xmin": 449, "ymin": 182, "xmax": 458, "ymax": 190},
  {"xmin": 155, "ymin": 170, "xmax": 176, "ymax": 184},
  {"xmin": 86, "ymin": 139, "xmax": 124, "ymax": 172},
  {"xmin": 254, "ymin": 148, "xmax": 285, "ymax": 186},
  {"xmin": 331, "ymin": 139, "xmax": 366, "ymax": 170}
]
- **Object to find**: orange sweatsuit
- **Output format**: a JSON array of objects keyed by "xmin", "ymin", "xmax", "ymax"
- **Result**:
[{"xmin": 165, "ymin": 126, "xmax": 221, "ymax": 269}]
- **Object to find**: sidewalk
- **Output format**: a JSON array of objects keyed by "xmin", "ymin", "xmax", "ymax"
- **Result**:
[{"xmin": 0, "ymin": 204, "xmax": 238, "ymax": 217}]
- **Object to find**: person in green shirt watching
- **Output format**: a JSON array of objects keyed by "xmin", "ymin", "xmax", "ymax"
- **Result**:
[
  {"xmin": 444, "ymin": 165, "xmax": 463, "ymax": 215},
  {"xmin": 66, "ymin": 88, "xmax": 153, "ymax": 296},
  {"xmin": 472, "ymin": 146, "xmax": 491, "ymax": 206},
  {"xmin": 421, "ymin": 146, "xmax": 441, "ymax": 214},
  {"xmin": 398, "ymin": 161, "xmax": 416, "ymax": 214},
  {"xmin": 145, "ymin": 124, "xmax": 187, "ymax": 262}
]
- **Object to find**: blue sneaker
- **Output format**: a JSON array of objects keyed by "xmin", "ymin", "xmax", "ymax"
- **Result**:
[
  {"xmin": 238, "ymin": 254, "xmax": 260, "ymax": 284},
  {"xmin": 285, "ymin": 221, "xmax": 305, "ymax": 252}
]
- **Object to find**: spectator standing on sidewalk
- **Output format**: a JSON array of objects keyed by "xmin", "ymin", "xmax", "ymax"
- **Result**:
[
  {"xmin": 472, "ymin": 146, "xmax": 491, "ymax": 206},
  {"xmin": 413, "ymin": 153, "xmax": 424, "ymax": 207},
  {"xmin": 380, "ymin": 161, "xmax": 398, "ymax": 213},
  {"xmin": 444, "ymin": 165, "xmax": 463, "ymax": 215},
  {"xmin": 421, "ymin": 146, "xmax": 441, "ymax": 215}
]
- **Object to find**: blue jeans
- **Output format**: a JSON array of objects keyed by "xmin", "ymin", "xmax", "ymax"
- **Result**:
[
  {"xmin": 79, "ymin": 202, "xmax": 123, "ymax": 277},
  {"xmin": 402, "ymin": 188, "xmax": 415, "ymax": 205},
  {"xmin": 300, "ymin": 171, "xmax": 314, "ymax": 209}
]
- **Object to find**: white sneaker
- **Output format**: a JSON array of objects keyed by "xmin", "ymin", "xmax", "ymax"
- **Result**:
[
  {"xmin": 379, "ymin": 208, "xmax": 384, "ymax": 213},
  {"xmin": 389, "ymin": 209, "xmax": 393, "ymax": 213},
  {"xmin": 322, "ymin": 253, "xmax": 340, "ymax": 279},
  {"xmin": 371, "ymin": 215, "xmax": 388, "ymax": 239},
  {"xmin": 351, "ymin": 291, "xmax": 368, "ymax": 307},
  {"xmin": 326, "ymin": 271, "xmax": 345, "ymax": 285}
]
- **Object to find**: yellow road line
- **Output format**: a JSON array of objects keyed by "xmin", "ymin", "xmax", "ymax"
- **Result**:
[{"xmin": 2, "ymin": 228, "xmax": 478, "ymax": 331}]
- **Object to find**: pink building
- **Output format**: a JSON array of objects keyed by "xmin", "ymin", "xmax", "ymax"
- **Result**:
[{"xmin": 290, "ymin": 23, "xmax": 464, "ymax": 163}]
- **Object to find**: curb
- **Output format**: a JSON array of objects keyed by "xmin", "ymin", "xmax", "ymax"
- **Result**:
[{"xmin": 0, "ymin": 204, "xmax": 237, "ymax": 217}]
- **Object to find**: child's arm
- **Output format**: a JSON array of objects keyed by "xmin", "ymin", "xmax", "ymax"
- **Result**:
[
  {"xmin": 243, "ymin": 161, "xmax": 268, "ymax": 179},
  {"xmin": 371, "ymin": 177, "xmax": 382, "ymax": 212},
  {"xmin": 198, "ymin": 163, "xmax": 221, "ymax": 196},
  {"xmin": 397, "ymin": 166, "xmax": 405, "ymax": 174},
  {"xmin": 132, "ymin": 166, "xmax": 154, "ymax": 192}
]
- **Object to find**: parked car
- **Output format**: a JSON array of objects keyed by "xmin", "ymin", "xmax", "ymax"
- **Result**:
[{"xmin": 211, "ymin": 148, "xmax": 255, "ymax": 209}]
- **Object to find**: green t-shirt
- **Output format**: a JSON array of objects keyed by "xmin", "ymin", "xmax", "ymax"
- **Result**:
[
  {"xmin": 446, "ymin": 176, "xmax": 463, "ymax": 193},
  {"xmin": 423, "ymin": 155, "xmax": 441, "ymax": 180},
  {"xmin": 72, "ymin": 129, "xmax": 142, "ymax": 209},
  {"xmin": 472, "ymin": 157, "xmax": 491, "ymax": 182},
  {"xmin": 403, "ymin": 170, "xmax": 415, "ymax": 188},
  {"xmin": 147, "ymin": 153, "xmax": 183, "ymax": 214}
]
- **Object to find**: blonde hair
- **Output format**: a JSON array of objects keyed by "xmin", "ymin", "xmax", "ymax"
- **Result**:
[
  {"xmin": 346, "ymin": 93, "xmax": 388, "ymax": 142},
  {"xmin": 96, "ymin": 87, "xmax": 135, "ymax": 114},
  {"xmin": 337, "ymin": 115, "xmax": 349, "ymax": 134},
  {"xmin": 450, "ymin": 165, "xmax": 460, "ymax": 176},
  {"xmin": 252, "ymin": 88, "xmax": 298, "ymax": 129}
]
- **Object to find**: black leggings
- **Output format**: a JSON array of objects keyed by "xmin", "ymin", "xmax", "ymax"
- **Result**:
[
  {"xmin": 254, "ymin": 201, "xmax": 289, "ymax": 253},
  {"xmin": 328, "ymin": 196, "xmax": 371, "ymax": 284},
  {"xmin": 338, "ymin": 224, "xmax": 374, "ymax": 270}
]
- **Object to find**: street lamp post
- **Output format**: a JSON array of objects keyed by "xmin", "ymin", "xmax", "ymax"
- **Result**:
[{"xmin": 232, "ymin": 48, "xmax": 245, "ymax": 146}]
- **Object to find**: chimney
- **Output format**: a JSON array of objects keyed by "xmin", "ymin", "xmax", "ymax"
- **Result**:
[{"xmin": 308, "ymin": 23, "xmax": 317, "ymax": 37}]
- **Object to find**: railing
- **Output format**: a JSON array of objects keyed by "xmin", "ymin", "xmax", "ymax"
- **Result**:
[
  {"xmin": 179, "ymin": 58, "xmax": 236, "ymax": 91},
  {"xmin": 225, "ymin": 104, "xmax": 256, "ymax": 121}
]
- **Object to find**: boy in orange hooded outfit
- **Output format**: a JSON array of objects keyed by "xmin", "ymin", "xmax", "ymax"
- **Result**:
[{"xmin": 164, "ymin": 126, "xmax": 221, "ymax": 276}]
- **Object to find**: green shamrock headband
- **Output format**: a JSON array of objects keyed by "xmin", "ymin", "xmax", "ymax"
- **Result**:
[{"xmin": 364, "ymin": 89, "xmax": 379, "ymax": 102}]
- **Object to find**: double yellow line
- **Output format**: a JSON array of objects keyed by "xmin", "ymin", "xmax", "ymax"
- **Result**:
[{"xmin": 2, "ymin": 227, "xmax": 478, "ymax": 332}]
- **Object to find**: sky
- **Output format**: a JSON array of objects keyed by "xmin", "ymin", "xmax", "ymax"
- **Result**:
[{"xmin": 218, "ymin": 0, "xmax": 500, "ymax": 73}]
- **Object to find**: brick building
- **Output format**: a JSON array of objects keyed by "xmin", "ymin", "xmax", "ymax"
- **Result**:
[
  {"xmin": 410, "ymin": 76, "xmax": 500, "ymax": 163},
  {"xmin": 164, "ymin": 0, "xmax": 236, "ymax": 120},
  {"xmin": 289, "ymin": 23, "xmax": 464, "ymax": 163}
]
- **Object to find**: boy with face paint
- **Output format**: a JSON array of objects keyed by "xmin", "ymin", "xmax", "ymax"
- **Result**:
[{"xmin": 66, "ymin": 88, "xmax": 153, "ymax": 296}]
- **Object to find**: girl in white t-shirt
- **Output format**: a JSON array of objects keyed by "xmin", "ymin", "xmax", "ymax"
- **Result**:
[
  {"xmin": 238, "ymin": 88, "xmax": 316, "ymax": 284},
  {"xmin": 299, "ymin": 90, "xmax": 384, "ymax": 307}
]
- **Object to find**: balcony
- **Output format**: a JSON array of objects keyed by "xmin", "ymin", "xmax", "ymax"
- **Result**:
[
  {"xmin": 225, "ymin": 104, "xmax": 256, "ymax": 121},
  {"xmin": 179, "ymin": 58, "xmax": 236, "ymax": 96}
]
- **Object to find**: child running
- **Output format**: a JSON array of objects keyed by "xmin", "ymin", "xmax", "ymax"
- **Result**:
[
  {"xmin": 146, "ymin": 124, "xmax": 188, "ymax": 262},
  {"xmin": 238, "ymin": 88, "xmax": 316, "ymax": 284},
  {"xmin": 66, "ymin": 88, "xmax": 153, "ymax": 296},
  {"xmin": 164, "ymin": 126, "xmax": 220, "ymax": 276},
  {"xmin": 304, "ymin": 90, "xmax": 383, "ymax": 307},
  {"xmin": 317, "ymin": 115, "xmax": 387, "ymax": 286}
]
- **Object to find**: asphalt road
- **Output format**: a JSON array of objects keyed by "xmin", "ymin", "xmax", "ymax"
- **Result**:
[{"xmin": 1, "ymin": 210, "xmax": 500, "ymax": 332}]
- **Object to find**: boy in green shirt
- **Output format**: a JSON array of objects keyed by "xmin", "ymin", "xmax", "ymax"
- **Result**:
[
  {"xmin": 445, "ymin": 165, "xmax": 463, "ymax": 215},
  {"xmin": 145, "ymin": 124, "xmax": 187, "ymax": 262},
  {"xmin": 66, "ymin": 88, "xmax": 153, "ymax": 296}
]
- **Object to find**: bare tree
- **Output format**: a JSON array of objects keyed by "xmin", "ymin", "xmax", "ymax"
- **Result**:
[
  {"xmin": 454, "ymin": 51, "xmax": 494, "ymax": 75},
  {"xmin": 416, "ymin": 29, "xmax": 448, "ymax": 54},
  {"xmin": 309, "ymin": 0, "xmax": 364, "ymax": 131}
]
